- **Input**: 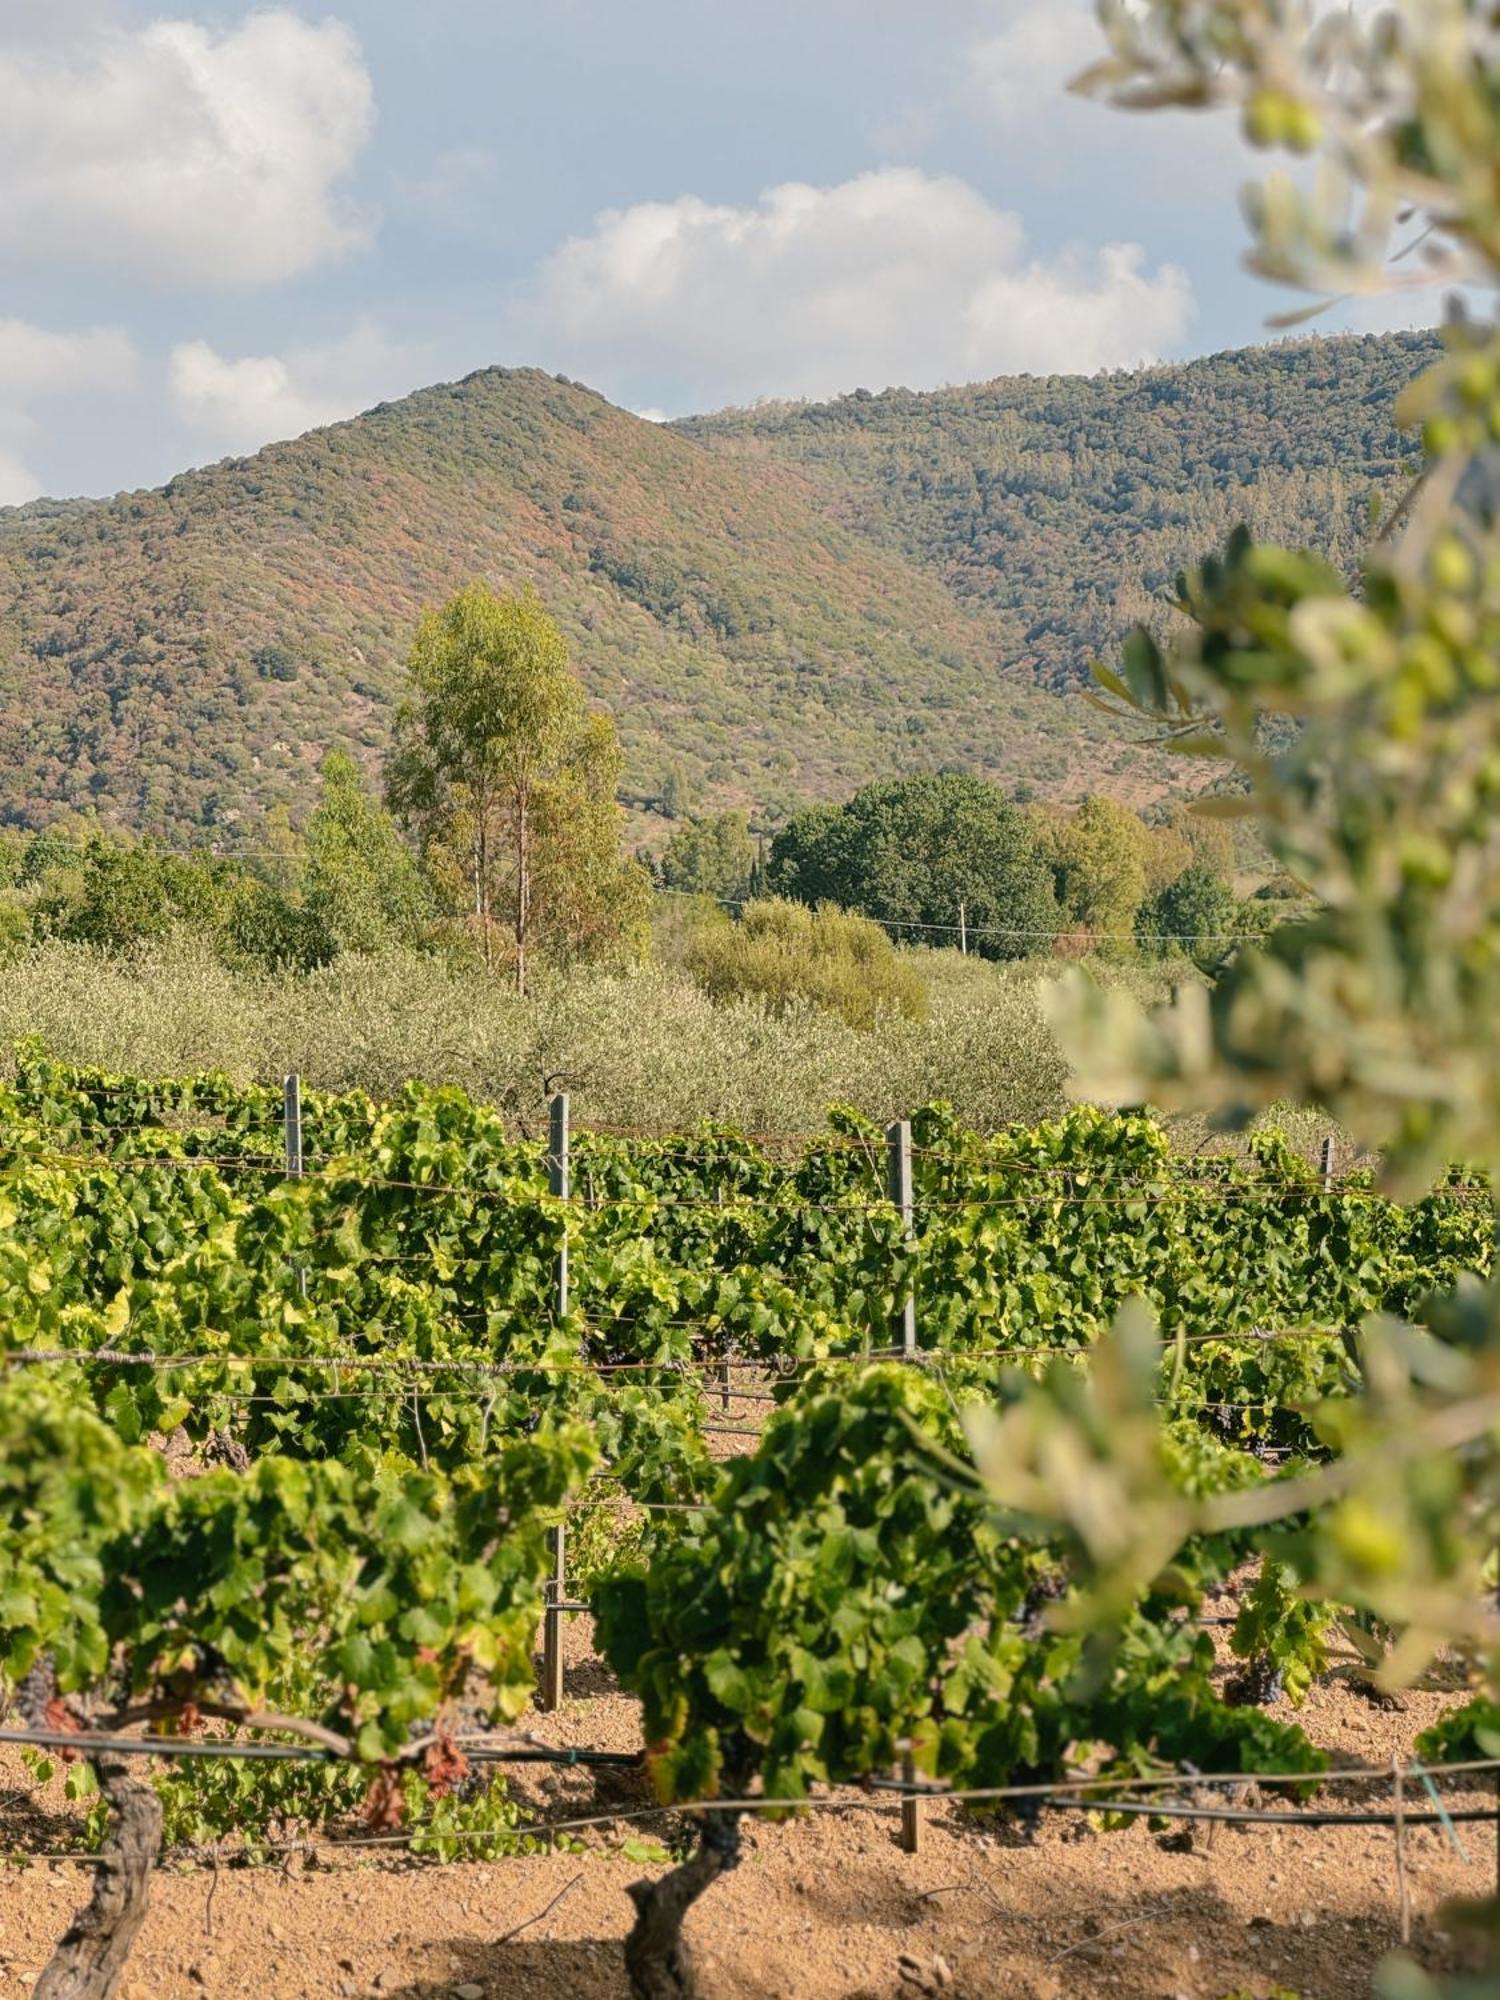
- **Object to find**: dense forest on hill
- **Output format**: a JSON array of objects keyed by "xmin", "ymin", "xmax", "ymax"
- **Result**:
[
  {"xmin": 681, "ymin": 331, "xmax": 1435, "ymax": 691},
  {"xmin": 0, "ymin": 334, "xmax": 1433, "ymax": 837}
]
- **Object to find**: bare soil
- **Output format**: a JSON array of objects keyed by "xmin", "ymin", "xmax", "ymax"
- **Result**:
[{"xmin": 2, "ymin": 1595, "xmax": 1494, "ymax": 2000}]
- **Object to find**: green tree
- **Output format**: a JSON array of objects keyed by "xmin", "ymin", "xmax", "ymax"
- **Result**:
[
  {"xmin": 530, "ymin": 713, "xmax": 651, "ymax": 969},
  {"xmin": 659, "ymin": 811, "xmax": 757, "ymax": 903},
  {"xmin": 222, "ymin": 880, "xmax": 327, "ymax": 973},
  {"xmin": 1134, "ymin": 864, "xmax": 1240, "ymax": 971},
  {"xmin": 769, "ymin": 775, "xmax": 1057, "ymax": 962},
  {"xmin": 1155, "ymin": 799, "xmax": 1234, "ymax": 884},
  {"xmin": 659, "ymin": 761, "xmax": 697, "ymax": 822},
  {"xmin": 1034, "ymin": 794, "xmax": 1150, "ymax": 952},
  {"xmin": 386, "ymin": 583, "xmax": 639, "ymax": 992},
  {"xmin": 36, "ymin": 840, "xmax": 232, "ymax": 952},
  {"xmin": 303, "ymin": 750, "xmax": 429, "ymax": 957}
]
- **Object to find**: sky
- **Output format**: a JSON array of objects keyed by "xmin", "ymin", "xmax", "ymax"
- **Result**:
[{"xmin": 0, "ymin": 0, "xmax": 1437, "ymax": 504}]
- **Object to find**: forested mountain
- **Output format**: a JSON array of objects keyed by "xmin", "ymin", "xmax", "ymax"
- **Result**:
[
  {"xmin": 680, "ymin": 331, "xmax": 1435, "ymax": 692},
  {"xmin": 0, "ymin": 369, "xmax": 1135, "ymax": 837},
  {"xmin": 0, "ymin": 333, "xmax": 1432, "ymax": 837}
]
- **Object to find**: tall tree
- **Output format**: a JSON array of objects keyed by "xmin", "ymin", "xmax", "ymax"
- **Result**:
[
  {"xmin": 1032, "ymin": 793, "xmax": 1150, "ymax": 952},
  {"xmin": 659, "ymin": 811, "xmax": 757, "ymax": 903},
  {"xmin": 386, "ymin": 584, "xmax": 642, "ymax": 990},
  {"xmin": 769, "ymin": 775, "xmax": 1057, "ymax": 962},
  {"xmin": 1133, "ymin": 863, "xmax": 1240, "ymax": 972},
  {"xmin": 303, "ymin": 750, "xmax": 429, "ymax": 957}
]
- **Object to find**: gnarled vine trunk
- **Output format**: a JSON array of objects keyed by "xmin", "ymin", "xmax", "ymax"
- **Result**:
[
  {"xmin": 34, "ymin": 1755, "xmax": 162, "ymax": 2000},
  {"xmin": 623, "ymin": 1808, "xmax": 744, "ymax": 2000}
]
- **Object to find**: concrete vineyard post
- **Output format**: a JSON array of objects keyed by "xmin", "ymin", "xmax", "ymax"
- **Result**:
[
  {"xmin": 549, "ymin": 1092, "xmax": 570, "ymax": 1318},
  {"xmin": 887, "ymin": 1117, "xmax": 922, "ymax": 1851},
  {"xmin": 887, "ymin": 1120, "xmax": 916, "ymax": 1360},
  {"xmin": 715, "ymin": 1186, "xmax": 732, "ymax": 1408},
  {"xmin": 284, "ymin": 1074, "xmax": 306, "ymax": 1299},
  {"xmin": 541, "ymin": 1093, "xmax": 570, "ymax": 1713},
  {"xmin": 283, "ymin": 1074, "xmax": 303, "ymax": 1180},
  {"xmin": 541, "ymin": 1521, "xmax": 567, "ymax": 1714},
  {"xmin": 1320, "ymin": 1135, "xmax": 1337, "ymax": 1191}
]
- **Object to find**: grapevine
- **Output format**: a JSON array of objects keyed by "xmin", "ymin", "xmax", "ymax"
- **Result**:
[{"xmin": 0, "ymin": 1054, "xmax": 1485, "ymax": 1997}]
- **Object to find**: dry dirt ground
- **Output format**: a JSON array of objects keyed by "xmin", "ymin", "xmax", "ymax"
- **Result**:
[{"xmin": 2, "ymin": 1598, "xmax": 1495, "ymax": 2000}]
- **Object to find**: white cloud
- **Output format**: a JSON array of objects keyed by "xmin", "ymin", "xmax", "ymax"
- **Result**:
[
  {"xmin": 0, "ymin": 10, "xmax": 375, "ymax": 287},
  {"xmin": 0, "ymin": 320, "xmax": 138, "ymax": 505},
  {"xmin": 970, "ymin": 1, "xmax": 1100, "ymax": 121},
  {"xmin": 526, "ymin": 167, "xmax": 1193, "ymax": 410},
  {"xmin": 170, "ymin": 322, "xmax": 425, "ymax": 454}
]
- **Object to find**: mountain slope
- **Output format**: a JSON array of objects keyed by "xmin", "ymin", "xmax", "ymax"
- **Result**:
[
  {"xmin": 680, "ymin": 331, "xmax": 1434, "ymax": 690},
  {"xmin": 0, "ymin": 368, "xmax": 1131, "ymax": 837},
  {"xmin": 0, "ymin": 334, "xmax": 1434, "ymax": 838}
]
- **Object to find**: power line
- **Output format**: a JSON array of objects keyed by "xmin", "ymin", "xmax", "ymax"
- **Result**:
[{"xmin": 652, "ymin": 886, "xmax": 1261, "ymax": 945}]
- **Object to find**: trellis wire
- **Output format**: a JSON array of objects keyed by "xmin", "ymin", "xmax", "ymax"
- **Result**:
[
  {"xmin": 6, "ymin": 1724, "xmax": 1498, "ymax": 1793},
  {"xmin": 0, "ymin": 1323, "xmax": 1372, "ymax": 1379},
  {"xmin": 0, "ymin": 1146, "xmax": 1486, "ymax": 1206},
  {"xmin": 6, "ymin": 1746, "xmax": 1500, "ymax": 1866}
]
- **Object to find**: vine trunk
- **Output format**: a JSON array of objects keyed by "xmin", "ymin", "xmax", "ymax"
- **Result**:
[
  {"xmin": 623, "ymin": 1809, "xmax": 745, "ymax": 2000},
  {"xmin": 33, "ymin": 1755, "xmax": 162, "ymax": 2000}
]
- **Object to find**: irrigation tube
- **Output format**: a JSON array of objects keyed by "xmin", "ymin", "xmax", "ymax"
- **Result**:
[
  {"xmin": 7, "ymin": 1727, "xmax": 1500, "ymax": 1833},
  {"xmin": 0, "ymin": 1727, "xmax": 641, "ymax": 1769},
  {"xmin": 1030, "ymin": 1798, "xmax": 1499, "ymax": 1829}
]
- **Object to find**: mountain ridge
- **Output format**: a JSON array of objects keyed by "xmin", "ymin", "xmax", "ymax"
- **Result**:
[{"xmin": 0, "ymin": 334, "xmax": 1433, "ymax": 838}]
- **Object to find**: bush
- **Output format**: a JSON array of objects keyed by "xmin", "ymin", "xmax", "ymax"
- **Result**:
[{"xmin": 685, "ymin": 898, "xmax": 928, "ymax": 1029}]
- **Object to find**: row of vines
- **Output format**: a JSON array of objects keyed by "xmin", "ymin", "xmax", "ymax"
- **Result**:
[{"xmin": 1, "ymin": 1051, "xmax": 1494, "ymax": 1998}]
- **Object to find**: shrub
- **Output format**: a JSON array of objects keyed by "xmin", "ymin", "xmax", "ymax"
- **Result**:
[
  {"xmin": 684, "ymin": 898, "xmax": 927, "ymax": 1029},
  {"xmin": 0, "ymin": 933, "xmax": 1150, "ymax": 1134}
]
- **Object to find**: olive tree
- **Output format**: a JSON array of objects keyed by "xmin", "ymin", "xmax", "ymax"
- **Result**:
[{"xmin": 966, "ymin": 7, "xmax": 1500, "ymax": 1991}]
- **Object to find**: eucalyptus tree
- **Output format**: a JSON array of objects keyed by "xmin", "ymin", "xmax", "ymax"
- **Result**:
[{"xmin": 386, "ymin": 584, "xmax": 643, "ymax": 990}]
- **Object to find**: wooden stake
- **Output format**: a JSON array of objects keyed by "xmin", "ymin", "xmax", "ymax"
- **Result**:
[
  {"xmin": 541, "ymin": 1520, "xmax": 566, "ymax": 1713},
  {"xmin": 888, "ymin": 1118, "xmax": 922, "ymax": 1850},
  {"xmin": 1393, "ymin": 1756, "xmax": 1411, "ymax": 1945}
]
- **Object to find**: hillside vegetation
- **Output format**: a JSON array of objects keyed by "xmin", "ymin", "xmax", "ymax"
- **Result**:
[
  {"xmin": 0, "ymin": 335, "xmax": 1431, "ymax": 836},
  {"xmin": 0, "ymin": 371, "xmax": 1098, "ymax": 837},
  {"xmin": 681, "ymin": 331, "xmax": 1435, "ymax": 691}
]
